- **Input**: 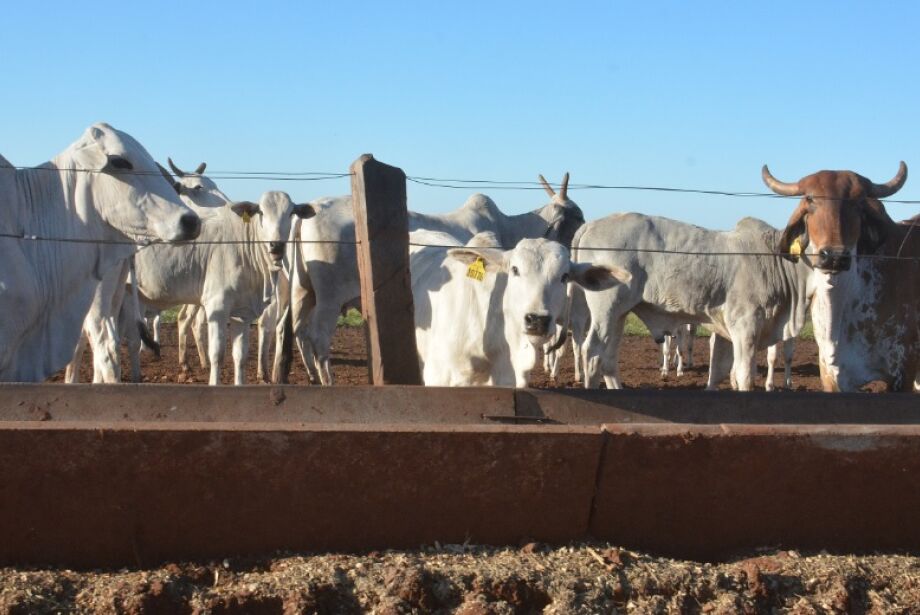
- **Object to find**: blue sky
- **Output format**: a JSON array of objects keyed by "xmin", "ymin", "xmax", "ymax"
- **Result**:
[{"xmin": 2, "ymin": 1, "xmax": 917, "ymax": 230}]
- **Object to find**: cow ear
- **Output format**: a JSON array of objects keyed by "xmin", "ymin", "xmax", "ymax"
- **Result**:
[
  {"xmin": 230, "ymin": 201, "xmax": 260, "ymax": 218},
  {"xmin": 447, "ymin": 247, "xmax": 505, "ymax": 272},
  {"xmin": 858, "ymin": 199, "xmax": 892, "ymax": 255},
  {"xmin": 569, "ymin": 262, "xmax": 631, "ymax": 291},
  {"xmin": 292, "ymin": 203, "xmax": 316, "ymax": 219},
  {"xmin": 71, "ymin": 129, "xmax": 108, "ymax": 171},
  {"xmin": 777, "ymin": 201, "xmax": 809, "ymax": 261}
]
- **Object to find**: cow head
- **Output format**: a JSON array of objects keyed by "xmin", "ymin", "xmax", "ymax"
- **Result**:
[
  {"xmin": 447, "ymin": 238, "xmax": 630, "ymax": 342},
  {"xmin": 762, "ymin": 162, "xmax": 906, "ymax": 274},
  {"xmin": 537, "ymin": 172, "xmax": 586, "ymax": 248},
  {"xmin": 67, "ymin": 123, "xmax": 201, "ymax": 242},
  {"xmin": 230, "ymin": 191, "xmax": 315, "ymax": 266},
  {"xmin": 161, "ymin": 158, "xmax": 233, "ymax": 208}
]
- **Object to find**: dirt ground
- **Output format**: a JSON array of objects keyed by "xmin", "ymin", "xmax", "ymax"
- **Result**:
[
  {"xmin": 4, "ymin": 545, "xmax": 920, "ymax": 614},
  {"xmin": 51, "ymin": 323, "xmax": 829, "ymax": 391}
]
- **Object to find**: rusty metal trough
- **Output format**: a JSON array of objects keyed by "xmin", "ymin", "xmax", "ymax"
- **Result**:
[{"xmin": 0, "ymin": 384, "xmax": 918, "ymax": 568}]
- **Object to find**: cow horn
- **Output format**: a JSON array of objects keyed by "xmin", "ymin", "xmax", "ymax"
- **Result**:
[
  {"xmin": 538, "ymin": 174, "xmax": 556, "ymax": 198},
  {"xmin": 156, "ymin": 162, "xmax": 173, "ymax": 183},
  {"xmin": 194, "ymin": 162, "xmax": 207, "ymax": 175},
  {"xmin": 868, "ymin": 161, "xmax": 908, "ymax": 198},
  {"xmin": 560, "ymin": 172, "xmax": 570, "ymax": 201},
  {"xmin": 156, "ymin": 162, "xmax": 181, "ymax": 194},
  {"xmin": 168, "ymin": 157, "xmax": 186, "ymax": 177},
  {"xmin": 762, "ymin": 165, "xmax": 803, "ymax": 197}
]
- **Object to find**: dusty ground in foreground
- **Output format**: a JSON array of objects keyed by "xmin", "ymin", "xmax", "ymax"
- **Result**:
[
  {"xmin": 52, "ymin": 323, "xmax": 831, "ymax": 392},
  {"xmin": 2, "ymin": 544, "xmax": 919, "ymax": 614}
]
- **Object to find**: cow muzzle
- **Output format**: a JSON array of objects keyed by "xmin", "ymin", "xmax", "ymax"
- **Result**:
[
  {"xmin": 175, "ymin": 213, "xmax": 202, "ymax": 242},
  {"xmin": 524, "ymin": 313, "xmax": 553, "ymax": 337},
  {"xmin": 815, "ymin": 248, "xmax": 851, "ymax": 273},
  {"xmin": 269, "ymin": 242, "xmax": 286, "ymax": 261}
]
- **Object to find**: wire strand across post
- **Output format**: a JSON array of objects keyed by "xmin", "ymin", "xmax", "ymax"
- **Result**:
[{"xmin": 350, "ymin": 154, "xmax": 422, "ymax": 385}]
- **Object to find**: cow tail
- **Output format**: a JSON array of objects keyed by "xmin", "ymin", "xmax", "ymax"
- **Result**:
[{"xmin": 130, "ymin": 257, "xmax": 160, "ymax": 358}]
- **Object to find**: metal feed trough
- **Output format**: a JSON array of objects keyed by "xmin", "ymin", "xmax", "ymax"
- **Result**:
[{"xmin": 1, "ymin": 384, "xmax": 919, "ymax": 568}]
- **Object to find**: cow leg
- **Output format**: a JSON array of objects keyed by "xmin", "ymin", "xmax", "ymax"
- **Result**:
[
  {"xmin": 571, "ymin": 310, "xmax": 589, "ymax": 384},
  {"xmin": 729, "ymin": 329, "xmax": 757, "ymax": 391},
  {"xmin": 765, "ymin": 342, "xmax": 778, "ymax": 392},
  {"xmin": 660, "ymin": 336, "xmax": 671, "ymax": 379},
  {"xmin": 584, "ymin": 311, "xmax": 626, "ymax": 389},
  {"xmin": 189, "ymin": 307, "xmax": 207, "ymax": 369},
  {"xmin": 706, "ymin": 333, "xmax": 733, "ymax": 390},
  {"xmin": 782, "ymin": 338, "xmax": 795, "ymax": 389},
  {"xmin": 176, "ymin": 305, "xmax": 195, "ymax": 373},
  {"xmin": 675, "ymin": 337, "xmax": 685, "ymax": 378},
  {"xmin": 257, "ymin": 303, "xmax": 275, "ymax": 383},
  {"xmin": 65, "ymin": 332, "xmax": 89, "ymax": 384},
  {"xmin": 230, "ymin": 319, "xmax": 250, "ymax": 386},
  {"xmin": 307, "ymin": 304, "xmax": 341, "ymax": 386},
  {"xmin": 683, "ymin": 325, "xmax": 695, "ymax": 368},
  {"xmin": 176, "ymin": 305, "xmax": 198, "ymax": 372},
  {"xmin": 571, "ymin": 337, "xmax": 582, "ymax": 383},
  {"xmin": 150, "ymin": 313, "xmax": 161, "ymax": 344},
  {"xmin": 206, "ymin": 311, "xmax": 229, "ymax": 386}
]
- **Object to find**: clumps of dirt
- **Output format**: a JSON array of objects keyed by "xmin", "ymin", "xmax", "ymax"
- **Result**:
[{"xmin": 2, "ymin": 544, "xmax": 920, "ymax": 613}]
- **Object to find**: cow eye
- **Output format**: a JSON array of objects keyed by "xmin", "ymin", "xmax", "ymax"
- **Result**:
[
  {"xmin": 511, "ymin": 266, "xmax": 519, "ymax": 276},
  {"xmin": 805, "ymin": 195, "xmax": 814, "ymax": 204},
  {"xmin": 194, "ymin": 185, "xmax": 203, "ymax": 192},
  {"xmin": 561, "ymin": 272, "xmax": 570, "ymax": 284},
  {"xmin": 108, "ymin": 156, "xmax": 133, "ymax": 170}
]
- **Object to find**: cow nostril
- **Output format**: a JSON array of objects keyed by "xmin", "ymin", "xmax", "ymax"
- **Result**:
[
  {"xmin": 179, "ymin": 213, "xmax": 201, "ymax": 239},
  {"xmin": 524, "ymin": 314, "xmax": 551, "ymax": 330}
]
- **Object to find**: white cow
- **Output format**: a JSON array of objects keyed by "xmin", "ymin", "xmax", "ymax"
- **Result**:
[
  {"xmin": 660, "ymin": 323, "xmax": 695, "ymax": 379},
  {"xmin": 133, "ymin": 191, "xmax": 313, "ymax": 385},
  {"xmin": 410, "ymin": 230, "xmax": 630, "ymax": 387},
  {"xmin": 166, "ymin": 159, "xmax": 281, "ymax": 381},
  {"xmin": 276, "ymin": 173, "xmax": 586, "ymax": 384},
  {"xmin": 64, "ymin": 158, "xmax": 232, "ymax": 383},
  {"xmin": 0, "ymin": 123, "xmax": 200, "ymax": 382}
]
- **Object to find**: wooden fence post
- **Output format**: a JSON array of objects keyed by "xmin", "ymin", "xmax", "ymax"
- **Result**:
[{"xmin": 350, "ymin": 154, "xmax": 422, "ymax": 385}]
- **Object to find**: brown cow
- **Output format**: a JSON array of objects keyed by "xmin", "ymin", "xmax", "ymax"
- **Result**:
[{"xmin": 762, "ymin": 162, "xmax": 918, "ymax": 392}]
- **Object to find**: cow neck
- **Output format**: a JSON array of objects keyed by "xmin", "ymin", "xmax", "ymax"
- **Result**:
[
  {"xmin": 18, "ymin": 163, "xmax": 136, "ymax": 286},
  {"xmin": 808, "ymin": 258, "xmax": 874, "ymax": 392}
]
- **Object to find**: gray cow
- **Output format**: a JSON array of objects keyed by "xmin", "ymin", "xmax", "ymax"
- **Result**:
[{"xmin": 573, "ymin": 215, "xmax": 814, "ymax": 391}]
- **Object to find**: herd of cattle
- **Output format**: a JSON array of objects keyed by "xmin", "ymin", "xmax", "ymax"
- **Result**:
[{"xmin": 0, "ymin": 123, "xmax": 917, "ymax": 392}]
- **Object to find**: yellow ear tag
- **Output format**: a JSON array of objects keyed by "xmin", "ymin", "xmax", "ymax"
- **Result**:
[
  {"xmin": 790, "ymin": 238, "xmax": 802, "ymax": 258},
  {"xmin": 241, "ymin": 211, "xmax": 252, "ymax": 224},
  {"xmin": 466, "ymin": 257, "xmax": 486, "ymax": 282}
]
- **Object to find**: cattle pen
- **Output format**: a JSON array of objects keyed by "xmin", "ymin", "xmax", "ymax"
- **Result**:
[{"xmin": 3, "ymin": 155, "xmax": 920, "ymax": 577}]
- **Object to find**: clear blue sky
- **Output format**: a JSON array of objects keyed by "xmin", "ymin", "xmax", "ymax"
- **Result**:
[{"xmin": 2, "ymin": 1, "xmax": 917, "ymax": 230}]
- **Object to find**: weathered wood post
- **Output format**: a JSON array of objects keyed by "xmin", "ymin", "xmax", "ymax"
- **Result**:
[{"xmin": 350, "ymin": 154, "xmax": 422, "ymax": 385}]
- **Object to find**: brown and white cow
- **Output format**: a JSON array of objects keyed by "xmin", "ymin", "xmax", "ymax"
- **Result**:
[{"xmin": 763, "ymin": 162, "xmax": 918, "ymax": 392}]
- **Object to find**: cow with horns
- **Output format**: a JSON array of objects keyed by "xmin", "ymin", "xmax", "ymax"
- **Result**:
[{"xmin": 762, "ymin": 162, "xmax": 918, "ymax": 392}]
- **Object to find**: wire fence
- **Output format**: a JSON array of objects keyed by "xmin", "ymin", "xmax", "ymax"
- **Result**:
[
  {"xmin": 2, "ymin": 232, "xmax": 918, "ymax": 262},
  {"xmin": 2, "ymin": 163, "xmax": 918, "ymax": 260},
  {"xmin": 6, "ymin": 163, "xmax": 920, "ymax": 204}
]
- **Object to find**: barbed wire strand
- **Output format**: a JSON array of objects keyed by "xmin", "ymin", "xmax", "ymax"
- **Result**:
[
  {"xmin": 1, "ymin": 232, "xmax": 917, "ymax": 261},
  {"xmin": 5, "ymin": 165, "xmax": 919, "ymax": 204}
]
